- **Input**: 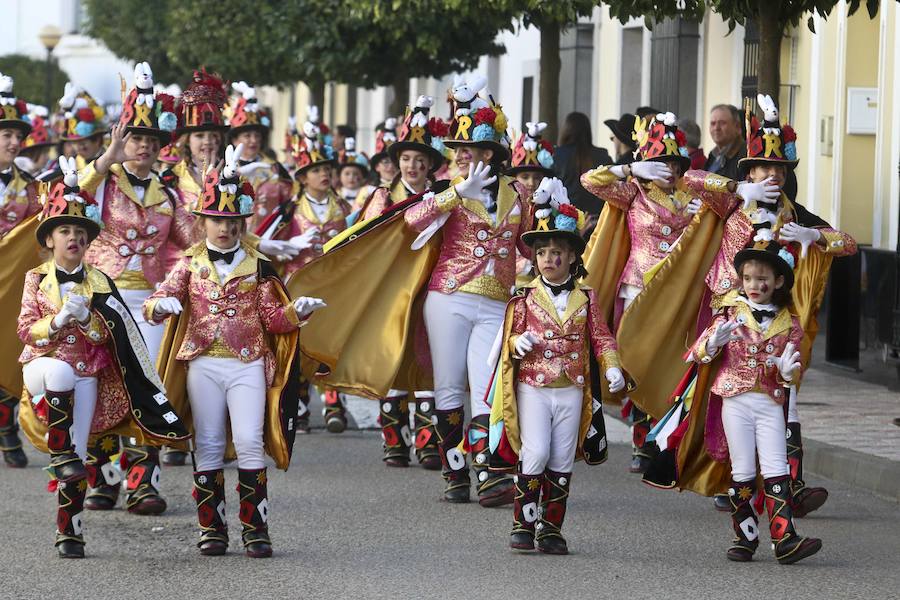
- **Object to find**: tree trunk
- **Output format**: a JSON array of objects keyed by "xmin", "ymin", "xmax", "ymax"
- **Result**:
[
  {"xmin": 756, "ymin": 10, "xmax": 782, "ymax": 101},
  {"xmin": 388, "ymin": 72, "xmax": 410, "ymax": 117},
  {"xmin": 539, "ymin": 21, "xmax": 562, "ymax": 142},
  {"xmin": 308, "ymin": 80, "xmax": 326, "ymax": 112}
]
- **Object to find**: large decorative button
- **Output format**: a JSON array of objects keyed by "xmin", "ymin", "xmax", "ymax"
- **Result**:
[
  {"xmin": 36, "ymin": 338, "xmax": 49, "ymax": 347},
  {"xmin": 701, "ymin": 356, "xmax": 712, "ymax": 363},
  {"xmin": 748, "ymin": 345, "xmax": 758, "ymax": 354},
  {"xmin": 765, "ymin": 343, "xmax": 775, "ymax": 353},
  {"xmin": 240, "ymin": 348, "xmax": 250, "ymax": 358},
  {"xmin": 65, "ymin": 335, "xmax": 77, "ymax": 344},
  {"xmin": 446, "ymin": 277, "xmax": 457, "ymax": 289},
  {"xmin": 228, "ymin": 294, "xmax": 237, "ymax": 300},
  {"xmin": 210, "ymin": 290, "xmax": 220, "ymax": 300},
  {"xmin": 144, "ymin": 245, "xmax": 156, "ymax": 255},
  {"xmin": 118, "ymin": 245, "xmax": 132, "ymax": 257},
  {"xmin": 6, "ymin": 211, "xmax": 17, "ymax": 221},
  {"xmin": 723, "ymin": 382, "xmax": 733, "ymax": 390},
  {"xmin": 576, "ymin": 375, "xmax": 585, "ymax": 384},
  {"xmin": 658, "ymin": 241, "xmax": 670, "ymax": 252},
  {"xmin": 765, "ymin": 358, "xmax": 775, "ymax": 368},
  {"xmin": 476, "ymin": 229, "xmax": 489, "ymax": 241},
  {"xmin": 186, "ymin": 341, "xmax": 196, "ymax": 351},
  {"xmin": 661, "ymin": 225, "xmax": 672, "ymax": 236},
  {"xmin": 543, "ymin": 350, "xmax": 553, "ymax": 359},
  {"xmin": 774, "ymin": 389, "xmax": 783, "ymax": 398},
  {"xmin": 545, "ymin": 331, "xmax": 554, "ymax": 339},
  {"xmin": 721, "ymin": 279, "xmax": 732, "ymax": 290},
  {"xmin": 225, "ymin": 308, "xmax": 236, "ymax": 317},
  {"xmin": 473, "ymin": 246, "xmax": 486, "ymax": 258},
  {"xmin": 209, "ymin": 304, "xmax": 220, "ymax": 314},
  {"xmin": 502, "ymin": 230, "xmax": 513, "ymax": 239},
  {"xmin": 89, "ymin": 331, "xmax": 101, "ymax": 341},
  {"xmin": 747, "ymin": 358, "xmax": 758, "ymax": 368},
  {"xmin": 314, "ymin": 243, "xmax": 323, "ymax": 252},
  {"xmin": 76, "ymin": 361, "xmax": 87, "ymax": 372},
  {"xmin": 327, "ymin": 229, "xmax": 338, "ymax": 238},
  {"xmin": 146, "ymin": 225, "xmax": 158, "ymax": 235},
  {"xmin": 535, "ymin": 373, "xmax": 545, "ymax": 383},
  {"xmin": 498, "ymin": 247, "xmax": 509, "ymax": 258},
  {"xmin": 570, "ymin": 352, "xmax": 579, "ymax": 360},
  {"xmin": 126, "ymin": 228, "xmax": 138, "ymax": 240}
]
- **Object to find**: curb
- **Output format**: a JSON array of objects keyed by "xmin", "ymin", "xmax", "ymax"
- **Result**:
[{"xmin": 800, "ymin": 438, "xmax": 900, "ymax": 503}]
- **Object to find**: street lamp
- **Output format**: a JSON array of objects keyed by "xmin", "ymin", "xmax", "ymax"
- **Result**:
[{"xmin": 38, "ymin": 25, "xmax": 63, "ymax": 109}]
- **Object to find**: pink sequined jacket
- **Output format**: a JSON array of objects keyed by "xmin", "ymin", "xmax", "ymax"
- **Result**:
[
  {"xmin": 80, "ymin": 164, "xmax": 194, "ymax": 289},
  {"xmin": 692, "ymin": 292, "xmax": 803, "ymax": 405},
  {"xmin": 0, "ymin": 166, "xmax": 39, "ymax": 238},
  {"xmin": 581, "ymin": 167, "xmax": 733, "ymax": 289},
  {"xmin": 404, "ymin": 175, "xmax": 532, "ymax": 302},
  {"xmin": 273, "ymin": 191, "xmax": 350, "ymax": 276},
  {"xmin": 509, "ymin": 280, "xmax": 620, "ymax": 388},
  {"xmin": 242, "ymin": 156, "xmax": 294, "ymax": 231},
  {"xmin": 17, "ymin": 262, "xmax": 112, "ymax": 377},
  {"xmin": 143, "ymin": 241, "xmax": 301, "ymax": 385},
  {"xmin": 683, "ymin": 171, "xmax": 858, "ymax": 297}
]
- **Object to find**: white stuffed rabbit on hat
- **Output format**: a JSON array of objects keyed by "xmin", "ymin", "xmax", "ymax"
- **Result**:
[
  {"xmin": 232, "ymin": 81, "xmax": 258, "ymax": 111},
  {"xmin": 59, "ymin": 156, "xmax": 80, "ymax": 200},
  {"xmin": 523, "ymin": 121, "xmax": 547, "ymax": 152},
  {"xmin": 59, "ymin": 82, "xmax": 81, "ymax": 113},
  {"xmin": 219, "ymin": 144, "xmax": 243, "ymax": 195},
  {"xmin": 757, "ymin": 93, "xmax": 781, "ymax": 134},
  {"xmin": 452, "ymin": 74, "xmax": 489, "ymax": 117},
  {"xmin": 0, "ymin": 73, "xmax": 15, "ymax": 104},
  {"xmin": 410, "ymin": 95, "xmax": 434, "ymax": 128},
  {"xmin": 134, "ymin": 62, "xmax": 155, "ymax": 108}
]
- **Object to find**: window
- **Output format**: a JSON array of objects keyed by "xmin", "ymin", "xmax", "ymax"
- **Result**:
[{"xmin": 521, "ymin": 76, "xmax": 534, "ymax": 131}]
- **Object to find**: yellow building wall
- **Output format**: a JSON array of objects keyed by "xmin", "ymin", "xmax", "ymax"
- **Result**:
[
  {"xmin": 875, "ymin": 3, "xmax": 898, "ymax": 248},
  {"xmin": 699, "ymin": 16, "xmax": 743, "ymax": 151}
]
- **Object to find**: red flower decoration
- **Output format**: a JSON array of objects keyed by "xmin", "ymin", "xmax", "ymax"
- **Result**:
[
  {"xmin": 15, "ymin": 99, "xmax": 27, "ymax": 115},
  {"xmin": 428, "ymin": 117, "xmax": 449, "ymax": 137},
  {"xmin": 156, "ymin": 93, "xmax": 176, "ymax": 113},
  {"xmin": 782, "ymin": 125, "xmax": 797, "ymax": 143},
  {"xmin": 76, "ymin": 108, "xmax": 96, "ymax": 123},
  {"xmin": 674, "ymin": 129, "xmax": 687, "ymax": 147},
  {"xmin": 241, "ymin": 181, "xmax": 255, "ymax": 198},
  {"xmin": 540, "ymin": 139, "xmax": 554, "ymax": 152},
  {"xmin": 559, "ymin": 204, "xmax": 578, "ymax": 218},
  {"xmin": 474, "ymin": 107, "xmax": 496, "ymax": 126}
]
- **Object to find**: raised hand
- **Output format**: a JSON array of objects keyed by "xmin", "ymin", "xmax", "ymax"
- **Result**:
[
  {"xmin": 629, "ymin": 160, "xmax": 672, "ymax": 185},
  {"xmin": 773, "ymin": 342, "xmax": 802, "ymax": 382},
  {"xmin": 455, "ymin": 161, "xmax": 497, "ymax": 200}
]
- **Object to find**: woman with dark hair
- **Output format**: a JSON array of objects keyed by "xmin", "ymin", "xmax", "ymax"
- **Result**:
[{"xmin": 552, "ymin": 112, "xmax": 612, "ymax": 214}]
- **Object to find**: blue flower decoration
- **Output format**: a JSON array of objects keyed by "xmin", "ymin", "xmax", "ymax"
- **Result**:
[
  {"xmin": 431, "ymin": 138, "xmax": 446, "ymax": 154},
  {"xmin": 322, "ymin": 133, "xmax": 333, "ymax": 148},
  {"xmin": 679, "ymin": 146, "xmax": 690, "ymax": 158},
  {"xmin": 784, "ymin": 141, "xmax": 797, "ymax": 161},
  {"xmin": 354, "ymin": 154, "xmax": 369, "ymax": 167},
  {"xmin": 537, "ymin": 149, "xmax": 554, "ymax": 169},
  {"xmin": 75, "ymin": 122, "xmax": 96, "ymax": 138},
  {"xmin": 261, "ymin": 116, "xmax": 271, "ymax": 127},
  {"xmin": 158, "ymin": 111, "xmax": 177, "ymax": 132},
  {"xmin": 85, "ymin": 204, "xmax": 101, "ymax": 224},
  {"xmin": 238, "ymin": 194, "xmax": 253, "ymax": 214},
  {"xmin": 472, "ymin": 123, "xmax": 497, "ymax": 142},
  {"xmin": 778, "ymin": 247, "xmax": 795, "ymax": 269},
  {"xmin": 554, "ymin": 214, "xmax": 577, "ymax": 232},
  {"xmin": 323, "ymin": 145, "xmax": 334, "ymax": 160}
]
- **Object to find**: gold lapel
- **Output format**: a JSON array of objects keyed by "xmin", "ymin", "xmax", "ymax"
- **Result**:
[
  {"xmin": 110, "ymin": 164, "xmax": 140, "ymax": 205},
  {"xmin": 83, "ymin": 265, "xmax": 112, "ymax": 295},
  {"xmin": 494, "ymin": 176, "xmax": 518, "ymax": 224},
  {"xmin": 561, "ymin": 286, "xmax": 589, "ymax": 325},
  {"xmin": 185, "ymin": 242, "xmax": 221, "ymax": 285},
  {"xmin": 143, "ymin": 179, "xmax": 169, "ymax": 208},
  {"xmin": 11, "ymin": 167, "xmax": 30, "ymax": 199},
  {"xmin": 173, "ymin": 161, "xmax": 201, "ymax": 196},
  {"xmin": 646, "ymin": 182, "xmax": 688, "ymax": 215},
  {"xmin": 732, "ymin": 301, "xmax": 762, "ymax": 334},
  {"xmin": 36, "ymin": 262, "xmax": 62, "ymax": 309},
  {"xmin": 389, "ymin": 180, "xmax": 409, "ymax": 205},
  {"xmin": 530, "ymin": 279, "xmax": 564, "ymax": 327},
  {"xmin": 222, "ymin": 242, "xmax": 265, "ymax": 286},
  {"xmin": 297, "ymin": 191, "xmax": 342, "ymax": 225},
  {"xmin": 763, "ymin": 309, "xmax": 792, "ymax": 340}
]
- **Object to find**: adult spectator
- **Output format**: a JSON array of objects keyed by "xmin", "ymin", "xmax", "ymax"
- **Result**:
[
  {"xmin": 604, "ymin": 113, "xmax": 638, "ymax": 165},
  {"xmin": 678, "ymin": 118, "xmax": 706, "ymax": 169},
  {"xmin": 553, "ymin": 111, "xmax": 613, "ymax": 213},
  {"xmin": 704, "ymin": 104, "xmax": 745, "ymax": 180}
]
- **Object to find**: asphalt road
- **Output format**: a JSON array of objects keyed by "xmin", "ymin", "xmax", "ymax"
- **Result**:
[{"xmin": 1, "ymin": 428, "xmax": 898, "ymax": 600}]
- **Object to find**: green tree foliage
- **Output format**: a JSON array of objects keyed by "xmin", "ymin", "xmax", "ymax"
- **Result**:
[{"xmin": 0, "ymin": 54, "xmax": 70, "ymax": 107}]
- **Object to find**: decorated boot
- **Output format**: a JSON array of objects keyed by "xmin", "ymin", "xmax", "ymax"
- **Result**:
[
  {"xmin": 238, "ymin": 467, "xmax": 272, "ymax": 558},
  {"xmin": 726, "ymin": 479, "xmax": 760, "ymax": 562},
  {"xmin": 413, "ymin": 395, "xmax": 441, "ymax": 470},
  {"xmin": 46, "ymin": 389, "xmax": 86, "ymax": 482},
  {"xmin": 56, "ymin": 476, "xmax": 87, "ymax": 558},
  {"xmin": 84, "ymin": 434, "xmax": 122, "ymax": 510},
  {"xmin": 296, "ymin": 379, "xmax": 312, "ymax": 434},
  {"xmin": 193, "ymin": 469, "xmax": 228, "ymax": 556},
  {"xmin": 764, "ymin": 475, "xmax": 822, "ymax": 564},
  {"xmin": 379, "ymin": 394, "xmax": 410, "ymax": 467},
  {"xmin": 509, "ymin": 471, "xmax": 542, "ymax": 551},
  {"xmin": 161, "ymin": 446, "xmax": 189, "ymax": 466},
  {"xmin": 786, "ymin": 422, "xmax": 828, "ymax": 518},
  {"xmin": 0, "ymin": 391, "xmax": 27, "ymax": 468},
  {"xmin": 536, "ymin": 469, "xmax": 571, "ymax": 555},
  {"xmin": 433, "ymin": 407, "xmax": 470, "ymax": 503},
  {"xmin": 122, "ymin": 441, "xmax": 167, "ymax": 515},
  {"xmin": 323, "ymin": 389, "xmax": 347, "ymax": 434},
  {"xmin": 469, "ymin": 415, "xmax": 514, "ymax": 507}
]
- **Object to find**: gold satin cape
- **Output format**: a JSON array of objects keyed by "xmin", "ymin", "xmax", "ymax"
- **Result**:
[
  {"xmin": 154, "ymin": 271, "xmax": 300, "ymax": 470},
  {"xmin": 0, "ymin": 215, "xmax": 41, "ymax": 396},
  {"xmin": 286, "ymin": 212, "xmax": 438, "ymax": 399}
]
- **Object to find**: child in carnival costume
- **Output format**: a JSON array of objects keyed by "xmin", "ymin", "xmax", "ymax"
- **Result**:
[
  {"xmin": 335, "ymin": 136, "xmax": 370, "ymax": 207},
  {"xmin": 623, "ymin": 95, "xmax": 856, "ymax": 516},
  {"xmin": 489, "ymin": 178, "xmax": 625, "ymax": 555},
  {"xmin": 17, "ymin": 160, "xmax": 188, "ymax": 558},
  {"xmin": 0, "ymin": 72, "xmax": 41, "ymax": 469},
  {"xmin": 145, "ymin": 144, "xmax": 325, "ymax": 558}
]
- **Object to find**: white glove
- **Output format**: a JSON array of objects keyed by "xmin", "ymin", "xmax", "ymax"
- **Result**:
[
  {"xmin": 706, "ymin": 320, "xmax": 741, "ymax": 355},
  {"xmin": 237, "ymin": 161, "xmax": 271, "ymax": 177},
  {"xmin": 258, "ymin": 239, "xmax": 300, "ymax": 259},
  {"xmin": 736, "ymin": 176, "xmax": 780, "ymax": 210},
  {"xmin": 454, "ymin": 161, "xmax": 497, "ymax": 201},
  {"xmin": 288, "ymin": 227, "xmax": 320, "ymax": 251},
  {"xmin": 66, "ymin": 296, "xmax": 90, "ymax": 324},
  {"xmin": 773, "ymin": 342, "xmax": 802, "ymax": 382},
  {"xmin": 532, "ymin": 176, "xmax": 556, "ymax": 206},
  {"xmin": 293, "ymin": 296, "xmax": 327, "ymax": 319},
  {"xmin": 606, "ymin": 367, "xmax": 625, "ymax": 393},
  {"xmin": 778, "ymin": 222, "xmax": 821, "ymax": 259},
  {"xmin": 513, "ymin": 332, "xmax": 538, "ymax": 358},
  {"xmin": 685, "ymin": 198, "xmax": 702, "ymax": 215},
  {"xmin": 153, "ymin": 297, "xmax": 183, "ymax": 317},
  {"xmin": 629, "ymin": 160, "xmax": 672, "ymax": 184},
  {"xmin": 52, "ymin": 304, "xmax": 76, "ymax": 330}
]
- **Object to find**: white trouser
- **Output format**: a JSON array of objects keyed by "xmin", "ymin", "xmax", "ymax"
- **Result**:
[
  {"xmin": 22, "ymin": 357, "xmax": 97, "ymax": 461},
  {"xmin": 423, "ymin": 291, "xmax": 505, "ymax": 417},
  {"xmin": 516, "ymin": 383, "xmax": 582, "ymax": 475},
  {"xmin": 787, "ymin": 385, "xmax": 800, "ymax": 423},
  {"xmin": 120, "ymin": 288, "xmax": 164, "ymax": 364},
  {"xmin": 721, "ymin": 391, "xmax": 789, "ymax": 481},
  {"xmin": 186, "ymin": 356, "xmax": 266, "ymax": 471}
]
